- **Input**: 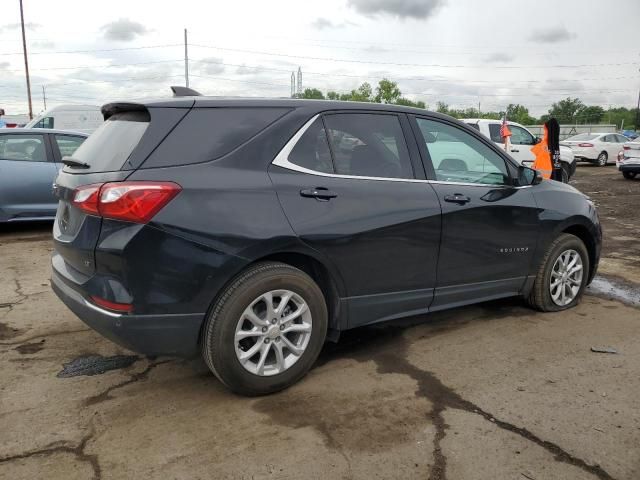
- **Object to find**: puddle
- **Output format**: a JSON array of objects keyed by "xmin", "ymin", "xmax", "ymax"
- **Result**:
[
  {"xmin": 587, "ymin": 276, "xmax": 640, "ymax": 308},
  {"xmin": 57, "ymin": 354, "xmax": 140, "ymax": 378},
  {"xmin": 15, "ymin": 339, "xmax": 45, "ymax": 354},
  {"xmin": 0, "ymin": 322, "xmax": 22, "ymax": 340}
]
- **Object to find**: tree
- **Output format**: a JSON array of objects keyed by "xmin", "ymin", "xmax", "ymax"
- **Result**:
[
  {"xmin": 545, "ymin": 97, "xmax": 585, "ymax": 123},
  {"xmin": 326, "ymin": 91, "xmax": 340, "ymax": 101},
  {"xmin": 375, "ymin": 79, "xmax": 401, "ymax": 104},
  {"xmin": 436, "ymin": 102, "xmax": 450, "ymax": 114},
  {"xmin": 350, "ymin": 82, "xmax": 373, "ymax": 102},
  {"xmin": 395, "ymin": 97, "xmax": 426, "ymax": 109},
  {"xmin": 299, "ymin": 88, "xmax": 325, "ymax": 100},
  {"xmin": 505, "ymin": 104, "xmax": 536, "ymax": 125},
  {"xmin": 576, "ymin": 105, "xmax": 605, "ymax": 124}
]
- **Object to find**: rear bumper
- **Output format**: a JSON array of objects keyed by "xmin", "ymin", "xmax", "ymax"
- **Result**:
[
  {"xmin": 619, "ymin": 164, "xmax": 640, "ymax": 173},
  {"xmin": 51, "ymin": 269, "xmax": 204, "ymax": 356}
]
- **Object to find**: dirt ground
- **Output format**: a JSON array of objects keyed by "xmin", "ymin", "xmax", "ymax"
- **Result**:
[{"xmin": 1, "ymin": 164, "xmax": 639, "ymax": 480}]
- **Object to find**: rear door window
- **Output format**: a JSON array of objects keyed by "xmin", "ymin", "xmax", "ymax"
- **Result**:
[
  {"xmin": 488, "ymin": 124, "xmax": 502, "ymax": 143},
  {"xmin": 68, "ymin": 111, "xmax": 149, "ymax": 172},
  {"xmin": 322, "ymin": 113, "xmax": 414, "ymax": 179},
  {"xmin": 0, "ymin": 134, "xmax": 48, "ymax": 162},
  {"xmin": 287, "ymin": 118, "xmax": 334, "ymax": 174}
]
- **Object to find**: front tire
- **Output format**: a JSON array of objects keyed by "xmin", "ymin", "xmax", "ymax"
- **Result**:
[
  {"xmin": 527, "ymin": 234, "xmax": 590, "ymax": 312},
  {"xmin": 596, "ymin": 151, "xmax": 608, "ymax": 166},
  {"xmin": 202, "ymin": 262, "xmax": 327, "ymax": 396}
]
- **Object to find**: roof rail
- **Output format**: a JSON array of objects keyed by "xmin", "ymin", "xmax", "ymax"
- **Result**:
[{"xmin": 170, "ymin": 86, "xmax": 202, "ymax": 97}]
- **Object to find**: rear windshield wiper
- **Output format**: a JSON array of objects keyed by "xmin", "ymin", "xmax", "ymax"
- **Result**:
[{"xmin": 62, "ymin": 156, "xmax": 90, "ymax": 169}]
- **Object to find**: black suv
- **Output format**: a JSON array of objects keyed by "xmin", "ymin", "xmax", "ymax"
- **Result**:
[{"xmin": 51, "ymin": 95, "xmax": 601, "ymax": 395}]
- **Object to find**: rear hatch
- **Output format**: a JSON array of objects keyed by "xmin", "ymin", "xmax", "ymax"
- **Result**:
[
  {"xmin": 623, "ymin": 140, "xmax": 640, "ymax": 161},
  {"xmin": 52, "ymin": 103, "xmax": 191, "ymax": 280}
]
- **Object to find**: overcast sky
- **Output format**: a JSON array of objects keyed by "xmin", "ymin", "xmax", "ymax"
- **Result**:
[{"xmin": 1, "ymin": 0, "xmax": 638, "ymax": 117}]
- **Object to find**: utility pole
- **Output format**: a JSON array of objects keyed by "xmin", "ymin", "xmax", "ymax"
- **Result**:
[
  {"xmin": 19, "ymin": 0, "xmax": 33, "ymax": 120},
  {"xmin": 42, "ymin": 85, "xmax": 47, "ymax": 110},
  {"xmin": 290, "ymin": 72, "xmax": 295, "ymax": 98},
  {"xmin": 478, "ymin": 98, "xmax": 481, "ymax": 117},
  {"xmin": 636, "ymin": 83, "xmax": 640, "ymax": 132},
  {"xmin": 184, "ymin": 28, "xmax": 189, "ymax": 88}
]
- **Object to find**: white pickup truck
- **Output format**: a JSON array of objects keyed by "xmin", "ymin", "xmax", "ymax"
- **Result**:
[{"xmin": 462, "ymin": 119, "xmax": 576, "ymax": 182}]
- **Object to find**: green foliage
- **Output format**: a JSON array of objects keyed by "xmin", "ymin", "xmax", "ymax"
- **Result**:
[
  {"xmin": 298, "ymin": 88, "xmax": 325, "ymax": 100},
  {"xmin": 395, "ymin": 97, "xmax": 426, "ymax": 109},
  {"xmin": 375, "ymin": 79, "xmax": 402, "ymax": 104},
  {"xmin": 297, "ymin": 87, "xmax": 637, "ymax": 129},
  {"xmin": 505, "ymin": 104, "xmax": 536, "ymax": 125}
]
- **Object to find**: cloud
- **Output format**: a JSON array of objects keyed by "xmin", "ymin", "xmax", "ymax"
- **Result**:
[
  {"xmin": 529, "ymin": 26, "xmax": 576, "ymax": 43},
  {"xmin": 32, "ymin": 40, "xmax": 55, "ymax": 49},
  {"xmin": 311, "ymin": 18, "xmax": 357, "ymax": 29},
  {"xmin": 236, "ymin": 64, "xmax": 262, "ymax": 75},
  {"xmin": 196, "ymin": 57, "xmax": 225, "ymax": 75},
  {"xmin": 0, "ymin": 22, "xmax": 40, "ymax": 32},
  {"xmin": 347, "ymin": 0, "xmax": 445, "ymax": 19},
  {"xmin": 484, "ymin": 52, "xmax": 514, "ymax": 63},
  {"xmin": 100, "ymin": 19, "xmax": 148, "ymax": 42}
]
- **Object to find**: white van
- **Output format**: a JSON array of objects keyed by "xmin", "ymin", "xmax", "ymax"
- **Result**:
[{"xmin": 25, "ymin": 105, "xmax": 103, "ymax": 134}]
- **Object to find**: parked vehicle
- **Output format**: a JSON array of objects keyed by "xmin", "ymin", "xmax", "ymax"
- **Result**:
[
  {"xmin": 461, "ymin": 119, "xmax": 576, "ymax": 182},
  {"xmin": 616, "ymin": 138, "xmax": 640, "ymax": 179},
  {"xmin": 0, "ymin": 129, "xmax": 87, "ymax": 222},
  {"xmin": 25, "ymin": 105, "xmax": 103, "ymax": 134},
  {"xmin": 51, "ymin": 97, "xmax": 601, "ymax": 395},
  {"xmin": 561, "ymin": 133, "xmax": 628, "ymax": 167}
]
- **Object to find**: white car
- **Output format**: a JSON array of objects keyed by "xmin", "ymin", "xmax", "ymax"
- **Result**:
[
  {"xmin": 616, "ymin": 138, "xmax": 640, "ymax": 180},
  {"xmin": 25, "ymin": 105, "xmax": 103, "ymax": 134},
  {"xmin": 462, "ymin": 119, "xmax": 576, "ymax": 181},
  {"xmin": 561, "ymin": 133, "xmax": 628, "ymax": 167}
]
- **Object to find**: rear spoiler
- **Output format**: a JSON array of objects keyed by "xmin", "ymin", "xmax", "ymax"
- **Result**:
[
  {"xmin": 170, "ymin": 86, "xmax": 202, "ymax": 97},
  {"xmin": 101, "ymin": 102, "xmax": 147, "ymax": 121}
]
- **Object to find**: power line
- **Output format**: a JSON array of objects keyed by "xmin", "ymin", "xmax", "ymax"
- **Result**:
[
  {"xmin": 5, "ymin": 58, "xmax": 183, "ymax": 72},
  {"xmin": 191, "ymin": 57, "xmax": 639, "ymax": 85},
  {"xmin": 190, "ymin": 44, "xmax": 640, "ymax": 69},
  {"xmin": 0, "ymin": 43, "xmax": 182, "ymax": 56}
]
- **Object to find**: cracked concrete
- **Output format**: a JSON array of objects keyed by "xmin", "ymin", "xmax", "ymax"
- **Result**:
[{"xmin": 1, "ymin": 167, "xmax": 640, "ymax": 479}]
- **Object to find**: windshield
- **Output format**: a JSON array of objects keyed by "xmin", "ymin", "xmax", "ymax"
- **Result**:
[
  {"xmin": 67, "ymin": 111, "xmax": 149, "ymax": 172},
  {"xmin": 566, "ymin": 134, "xmax": 598, "ymax": 141}
]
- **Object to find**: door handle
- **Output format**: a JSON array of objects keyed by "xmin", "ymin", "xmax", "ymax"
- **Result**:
[
  {"xmin": 510, "ymin": 148, "xmax": 520, "ymax": 153},
  {"xmin": 444, "ymin": 194, "xmax": 471, "ymax": 205},
  {"xmin": 300, "ymin": 187, "xmax": 337, "ymax": 200}
]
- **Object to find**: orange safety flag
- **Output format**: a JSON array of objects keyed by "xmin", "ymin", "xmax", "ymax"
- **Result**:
[{"xmin": 531, "ymin": 124, "xmax": 552, "ymax": 179}]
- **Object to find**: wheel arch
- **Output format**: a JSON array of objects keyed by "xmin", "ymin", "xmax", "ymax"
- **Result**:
[
  {"xmin": 562, "ymin": 223, "xmax": 598, "ymax": 283},
  {"xmin": 198, "ymin": 249, "xmax": 346, "ymax": 350}
]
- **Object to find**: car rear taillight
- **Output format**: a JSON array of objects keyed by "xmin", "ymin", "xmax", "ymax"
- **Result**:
[
  {"xmin": 72, "ymin": 184, "xmax": 101, "ymax": 215},
  {"xmin": 578, "ymin": 143, "xmax": 594, "ymax": 147},
  {"xmin": 71, "ymin": 181, "xmax": 181, "ymax": 223},
  {"xmin": 623, "ymin": 145, "xmax": 630, "ymax": 150}
]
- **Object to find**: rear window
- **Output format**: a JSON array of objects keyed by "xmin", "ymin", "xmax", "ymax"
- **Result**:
[
  {"xmin": 67, "ymin": 111, "xmax": 149, "ymax": 172},
  {"xmin": 141, "ymin": 107, "xmax": 291, "ymax": 168}
]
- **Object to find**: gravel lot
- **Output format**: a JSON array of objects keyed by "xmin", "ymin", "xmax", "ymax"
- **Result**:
[{"xmin": 1, "ymin": 164, "xmax": 639, "ymax": 480}]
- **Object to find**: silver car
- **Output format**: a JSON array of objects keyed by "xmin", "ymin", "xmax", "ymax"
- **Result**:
[{"xmin": 0, "ymin": 128, "xmax": 87, "ymax": 222}]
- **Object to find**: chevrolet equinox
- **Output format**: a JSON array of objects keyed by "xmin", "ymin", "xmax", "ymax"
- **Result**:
[{"xmin": 51, "ymin": 94, "xmax": 602, "ymax": 395}]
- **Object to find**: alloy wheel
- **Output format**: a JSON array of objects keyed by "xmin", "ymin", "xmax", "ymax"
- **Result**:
[
  {"xmin": 597, "ymin": 152, "xmax": 607, "ymax": 166},
  {"xmin": 549, "ymin": 249, "xmax": 583, "ymax": 306},
  {"xmin": 234, "ymin": 289, "xmax": 312, "ymax": 376}
]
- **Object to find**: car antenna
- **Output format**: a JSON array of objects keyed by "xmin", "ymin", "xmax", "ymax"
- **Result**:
[{"xmin": 170, "ymin": 86, "xmax": 202, "ymax": 97}]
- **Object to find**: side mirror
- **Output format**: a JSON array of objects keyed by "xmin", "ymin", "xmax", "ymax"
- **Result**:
[
  {"xmin": 534, "ymin": 136, "xmax": 542, "ymax": 144},
  {"xmin": 517, "ymin": 166, "xmax": 543, "ymax": 186}
]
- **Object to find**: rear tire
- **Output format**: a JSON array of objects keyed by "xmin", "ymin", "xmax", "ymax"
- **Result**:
[
  {"xmin": 202, "ymin": 262, "xmax": 327, "ymax": 396},
  {"xmin": 596, "ymin": 151, "xmax": 608, "ymax": 166},
  {"xmin": 561, "ymin": 164, "xmax": 570, "ymax": 183},
  {"xmin": 622, "ymin": 171, "xmax": 637, "ymax": 179},
  {"xmin": 526, "ymin": 234, "xmax": 590, "ymax": 312}
]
